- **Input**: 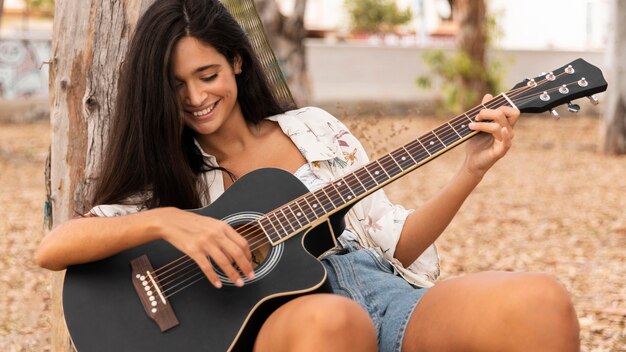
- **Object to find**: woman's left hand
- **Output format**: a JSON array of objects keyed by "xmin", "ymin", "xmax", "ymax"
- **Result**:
[{"xmin": 464, "ymin": 94, "xmax": 521, "ymax": 179}]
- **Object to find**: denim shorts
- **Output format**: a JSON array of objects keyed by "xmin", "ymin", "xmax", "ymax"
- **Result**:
[{"xmin": 321, "ymin": 245, "xmax": 429, "ymax": 352}]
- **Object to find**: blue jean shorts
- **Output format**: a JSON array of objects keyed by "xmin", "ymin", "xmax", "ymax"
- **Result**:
[{"xmin": 321, "ymin": 245, "xmax": 429, "ymax": 352}]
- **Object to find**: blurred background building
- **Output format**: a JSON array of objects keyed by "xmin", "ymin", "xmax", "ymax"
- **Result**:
[{"xmin": 0, "ymin": 0, "xmax": 611, "ymax": 106}]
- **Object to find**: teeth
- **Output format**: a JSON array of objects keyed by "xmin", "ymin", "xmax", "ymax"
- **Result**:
[{"xmin": 192, "ymin": 102, "xmax": 217, "ymax": 117}]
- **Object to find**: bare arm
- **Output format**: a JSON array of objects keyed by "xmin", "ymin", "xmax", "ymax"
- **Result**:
[
  {"xmin": 35, "ymin": 207, "xmax": 254, "ymax": 288},
  {"xmin": 394, "ymin": 95, "xmax": 520, "ymax": 266}
]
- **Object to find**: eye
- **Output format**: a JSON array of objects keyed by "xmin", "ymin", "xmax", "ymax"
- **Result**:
[{"xmin": 201, "ymin": 74, "xmax": 217, "ymax": 82}]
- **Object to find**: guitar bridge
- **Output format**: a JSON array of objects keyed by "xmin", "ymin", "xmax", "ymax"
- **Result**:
[{"xmin": 130, "ymin": 255, "xmax": 180, "ymax": 332}]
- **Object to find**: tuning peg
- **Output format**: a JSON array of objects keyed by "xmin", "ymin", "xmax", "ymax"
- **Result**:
[
  {"xmin": 549, "ymin": 109, "xmax": 560, "ymax": 119},
  {"xmin": 588, "ymin": 94, "xmax": 599, "ymax": 105},
  {"xmin": 567, "ymin": 102, "xmax": 580, "ymax": 113}
]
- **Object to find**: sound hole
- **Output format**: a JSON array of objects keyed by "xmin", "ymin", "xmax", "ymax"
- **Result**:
[{"xmin": 214, "ymin": 212, "xmax": 284, "ymax": 286}]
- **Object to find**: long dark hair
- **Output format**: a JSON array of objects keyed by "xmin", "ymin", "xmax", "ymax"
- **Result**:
[{"xmin": 90, "ymin": 0, "xmax": 290, "ymax": 210}]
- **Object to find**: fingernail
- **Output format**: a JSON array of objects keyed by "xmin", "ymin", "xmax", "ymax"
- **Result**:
[
  {"xmin": 248, "ymin": 271, "xmax": 255, "ymax": 280},
  {"xmin": 468, "ymin": 122, "xmax": 476, "ymax": 129},
  {"xmin": 235, "ymin": 278, "xmax": 244, "ymax": 287},
  {"xmin": 214, "ymin": 280, "xmax": 223, "ymax": 289}
]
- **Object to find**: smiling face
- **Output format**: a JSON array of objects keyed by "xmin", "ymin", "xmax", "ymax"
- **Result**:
[{"xmin": 172, "ymin": 36, "xmax": 243, "ymax": 137}]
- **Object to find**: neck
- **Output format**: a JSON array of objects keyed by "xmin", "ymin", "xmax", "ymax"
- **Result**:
[{"xmin": 195, "ymin": 105, "xmax": 259, "ymax": 161}]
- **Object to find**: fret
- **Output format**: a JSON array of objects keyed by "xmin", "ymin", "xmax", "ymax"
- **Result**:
[
  {"xmin": 433, "ymin": 124, "xmax": 457, "ymax": 147},
  {"xmin": 450, "ymin": 117, "xmax": 473, "ymax": 138},
  {"xmin": 271, "ymin": 211, "xmax": 290, "ymax": 235},
  {"xmin": 286, "ymin": 204, "xmax": 304, "ymax": 227},
  {"xmin": 293, "ymin": 200, "xmax": 315, "ymax": 223},
  {"xmin": 327, "ymin": 183, "xmax": 346, "ymax": 204},
  {"xmin": 312, "ymin": 190, "xmax": 334, "ymax": 213},
  {"xmin": 365, "ymin": 162, "xmax": 389, "ymax": 184},
  {"xmin": 268, "ymin": 212, "xmax": 286, "ymax": 237},
  {"xmin": 320, "ymin": 187, "xmax": 338, "ymax": 208},
  {"xmin": 463, "ymin": 113, "xmax": 474, "ymax": 123},
  {"xmin": 419, "ymin": 132, "xmax": 445, "ymax": 155},
  {"xmin": 355, "ymin": 168, "xmax": 378, "ymax": 190},
  {"xmin": 265, "ymin": 213, "xmax": 283, "ymax": 239},
  {"xmin": 333, "ymin": 179, "xmax": 357, "ymax": 201},
  {"xmin": 257, "ymin": 218, "xmax": 280, "ymax": 243},
  {"xmin": 447, "ymin": 122, "xmax": 462, "ymax": 138},
  {"xmin": 432, "ymin": 128, "xmax": 447, "ymax": 146},
  {"xmin": 379, "ymin": 154, "xmax": 402, "ymax": 177},
  {"xmin": 390, "ymin": 147, "xmax": 414, "ymax": 170},
  {"xmin": 405, "ymin": 140, "xmax": 430, "ymax": 162},
  {"xmin": 279, "ymin": 208, "xmax": 299, "ymax": 233},
  {"xmin": 303, "ymin": 194, "xmax": 326, "ymax": 218},
  {"xmin": 416, "ymin": 138, "xmax": 431, "ymax": 156},
  {"xmin": 375, "ymin": 160, "xmax": 391, "ymax": 178},
  {"xmin": 343, "ymin": 173, "xmax": 366, "ymax": 196},
  {"xmin": 402, "ymin": 146, "xmax": 418, "ymax": 164}
]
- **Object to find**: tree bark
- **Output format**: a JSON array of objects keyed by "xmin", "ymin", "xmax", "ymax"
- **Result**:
[
  {"xmin": 601, "ymin": 0, "xmax": 626, "ymax": 154},
  {"xmin": 0, "ymin": 0, "xmax": 4, "ymax": 30},
  {"xmin": 47, "ymin": 1, "xmax": 154, "ymax": 350},
  {"xmin": 255, "ymin": 0, "xmax": 310, "ymax": 106},
  {"xmin": 454, "ymin": 0, "xmax": 487, "ymax": 107}
]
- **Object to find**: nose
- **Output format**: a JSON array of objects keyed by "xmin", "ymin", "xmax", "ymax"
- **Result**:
[{"xmin": 185, "ymin": 82, "xmax": 206, "ymax": 107}]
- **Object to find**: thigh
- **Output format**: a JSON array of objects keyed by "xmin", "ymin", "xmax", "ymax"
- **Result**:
[
  {"xmin": 401, "ymin": 271, "xmax": 579, "ymax": 352},
  {"xmin": 254, "ymin": 293, "xmax": 377, "ymax": 352}
]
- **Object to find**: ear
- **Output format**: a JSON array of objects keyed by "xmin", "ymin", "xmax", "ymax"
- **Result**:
[{"xmin": 234, "ymin": 55, "xmax": 243, "ymax": 74}]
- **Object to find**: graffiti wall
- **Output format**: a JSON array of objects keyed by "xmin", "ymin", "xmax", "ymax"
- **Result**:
[{"xmin": 0, "ymin": 37, "xmax": 51, "ymax": 99}]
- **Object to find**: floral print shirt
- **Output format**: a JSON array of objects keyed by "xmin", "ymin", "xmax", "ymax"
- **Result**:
[{"xmin": 90, "ymin": 107, "xmax": 440, "ymax": 288}]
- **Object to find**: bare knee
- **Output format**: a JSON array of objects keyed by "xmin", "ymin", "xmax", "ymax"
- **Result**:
[
  {"xmin": 255, "ymin": 294, "xmax": 376, "ymax": 352},
  {"xmin": 500, "ymin": 273, "xmax": 580, "ymax": 349}
]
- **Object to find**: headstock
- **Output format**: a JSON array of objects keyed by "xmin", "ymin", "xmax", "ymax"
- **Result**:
[{"xmin": 507, "ymin": 58, "xmax": 607, "ymax": 115}]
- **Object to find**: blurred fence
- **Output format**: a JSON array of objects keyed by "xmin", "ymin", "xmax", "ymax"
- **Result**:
[{"xmin": 0, "ymin": 33, "xmax": 51, "ymax": 99}]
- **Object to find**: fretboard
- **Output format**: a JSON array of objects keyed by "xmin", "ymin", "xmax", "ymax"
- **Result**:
[{"xmin": 259, "ymin": 93, "xmax": 515, "ymax": 245}]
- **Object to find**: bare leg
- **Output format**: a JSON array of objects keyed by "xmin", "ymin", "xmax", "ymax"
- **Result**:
[
  {"xmin": 402, "ymin": 271, "xmax": 580, "ymax": 352},
  {"xmin": 254, "ymin": 293, "xmax": 377, "ymax": 352}
]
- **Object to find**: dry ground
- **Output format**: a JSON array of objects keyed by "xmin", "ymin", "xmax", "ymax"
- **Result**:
[{"xmin": 0, "ymin": 114, "xmax": 624, "ymax": 351}]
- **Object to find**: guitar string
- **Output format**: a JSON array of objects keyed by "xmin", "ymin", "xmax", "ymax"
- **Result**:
[
  {"xmin": 149, "ymin": 72, "xmax": 580, "ymax": 293},
  {"xmin": 158, "ymin": 94, "xmax": 530, "ymax": 295},
  {"xmin": 150, "ymin": 86, "xmax": 538, "ymax": 292},
  {"xmin": 152, "ymin": 93, "xmax": 524, "ymax": 292},
  {"xmin": 149, "ymin": 95, "xmax": 513, "ymax": 290},
  {"xmin": 151, "ymin": 87, "xmax": 538, "ymax": 293}
]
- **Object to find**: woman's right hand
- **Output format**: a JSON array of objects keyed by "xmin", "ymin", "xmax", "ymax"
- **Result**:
[{"xmin": 152, "ymin": 207, "xmax": 254, "ymax": 289}]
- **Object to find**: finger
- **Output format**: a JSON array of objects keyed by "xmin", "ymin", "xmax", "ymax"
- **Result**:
[
  {"xmin": 499, "ymin": 106, "xmax": 521, "ymax": 127},
  {"xmin": 220, "ymin": 235, "xmax": 255, "ymax": 281},
  {"xmin": 208, "ymin": 247, "xmax": 247, "ymax": 287},
  {"xmin": 469, "ymin": 121, "xmax": 505, "ymax": 141},
  {"xmin": 227, "ymin": 225, "xmax": 252, "ymax": 261},
  {"xmin": 481, "ymin": 94, "xmax": 493, "ymax": 104},
  {"xmin": 493, "ymin": 127, "xmax": 513, "ymax": 158},
  {"xmin": 191, "ymin": 252, "xmax": 223, "ymax": 289},
  {"xmin": 476, "ymin": 109, "xmax": 509, "ymax": 127}
]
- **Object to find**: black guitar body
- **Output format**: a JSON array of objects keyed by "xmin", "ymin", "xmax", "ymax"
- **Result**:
[{"xmin": 63, "ymin": 168, "xmax": 342, "ymax": 351}]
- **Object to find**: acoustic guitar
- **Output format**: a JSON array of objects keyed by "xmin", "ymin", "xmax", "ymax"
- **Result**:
[{"xmin": 63, "ymin": 58, "xmax": 607, "ymax": 351}]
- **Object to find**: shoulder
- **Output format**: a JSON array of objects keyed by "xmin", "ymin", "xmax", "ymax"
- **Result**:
[{"xmin": 269, "ymin": 107, "xmax": 340, "ymax": 129}]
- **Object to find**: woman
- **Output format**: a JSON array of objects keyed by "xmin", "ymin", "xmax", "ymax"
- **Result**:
[{"xmin": 36, "ymin": 0, "xmax": 580, "ymax": 351}]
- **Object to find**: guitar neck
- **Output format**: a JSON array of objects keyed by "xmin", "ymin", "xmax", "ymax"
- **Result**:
[{"xmin": 259, "ymin": 93, "xmax": 516, "ymax": 245}]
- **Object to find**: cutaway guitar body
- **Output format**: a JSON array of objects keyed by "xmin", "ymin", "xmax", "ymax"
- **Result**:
[{"xmin": 64, "ymin": 169, "xmax": 339, "ymax": 351}]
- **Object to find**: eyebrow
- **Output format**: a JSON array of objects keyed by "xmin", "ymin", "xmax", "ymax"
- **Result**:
[{"xmin": 193, "ymin": 64, "xmax": 219, "ymax": 74}]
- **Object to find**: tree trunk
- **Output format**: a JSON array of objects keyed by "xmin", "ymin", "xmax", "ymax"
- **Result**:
[
  {"xmin": 454, "ymin": 0, "xmax": 487, "ymax": 107},
  {"xmin": 255, "ymin": 0, "xmax": 310, "ymax": 106},
  {"xmin": 0, "ymin": 0, "xmax": 5, "ymax": 31},
  {"xmin": 601, "ymin": 0, "xmax": 626, "ymax": 154},
  {"xmin": 47, "ymin": 1, "xmax": 155, "ymax": 350}
]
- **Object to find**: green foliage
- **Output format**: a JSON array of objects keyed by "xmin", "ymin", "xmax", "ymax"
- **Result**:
[
  {"xmin": 416, "ymin": 50, "xmax": 506, "ymax": 114},
  {"xmin": 25, "ymin": 0, "xmax": 54, "ymax": 17},
  {"xmin": 417, "ymin": 12, "xmax": 509, "ymax": 114},
  {"xmin": 345, "ymin": 0, "xmax": 412, "ymax": 34}
]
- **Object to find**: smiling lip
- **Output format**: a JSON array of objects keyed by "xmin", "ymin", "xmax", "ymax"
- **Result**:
[{"xmin": 188, "ymin": 100, "xmax": 220, "ymax": 119}]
